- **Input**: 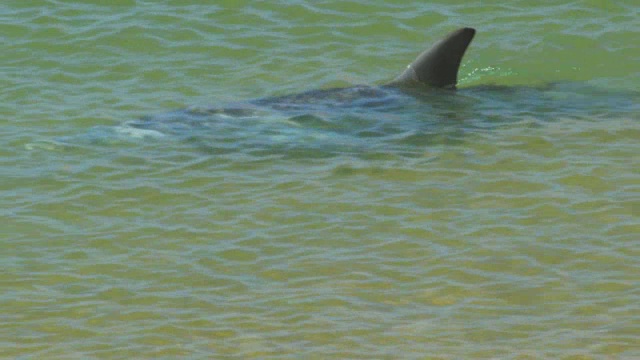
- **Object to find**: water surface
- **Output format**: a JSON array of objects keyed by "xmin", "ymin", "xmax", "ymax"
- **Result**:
[{"xmin": 2, "ymin": 1, "xmax": 639, "ymax": 358}]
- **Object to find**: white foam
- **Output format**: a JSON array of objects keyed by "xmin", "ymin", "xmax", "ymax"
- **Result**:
[{"xmin": 115, "ymin": 125, "xmax": 166, "ymax": 139}]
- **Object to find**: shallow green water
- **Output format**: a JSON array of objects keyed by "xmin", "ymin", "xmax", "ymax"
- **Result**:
[{"xmin": 2, "ymin": 1, "xmax": 639, "ymax": 358}]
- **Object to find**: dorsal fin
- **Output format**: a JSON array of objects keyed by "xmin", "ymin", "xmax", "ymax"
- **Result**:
[{"xmin": 390, "ymin": 27, "xmax": 475, "ymax": 89}]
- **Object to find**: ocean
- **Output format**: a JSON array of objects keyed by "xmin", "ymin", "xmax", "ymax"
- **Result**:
[{"xmin": 2, "ymin": 1, "xmax": 639, "ymax": 358}]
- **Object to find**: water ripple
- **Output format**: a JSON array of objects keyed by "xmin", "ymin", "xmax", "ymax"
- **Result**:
[{"xmin": 2, "ymin": 0, "xmax": 639, "ymax": 358}]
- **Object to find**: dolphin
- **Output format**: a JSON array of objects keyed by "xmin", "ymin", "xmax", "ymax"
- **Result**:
[{"xmin": 74, "ymin": 27, "xmax": 635, "ymax": 156}]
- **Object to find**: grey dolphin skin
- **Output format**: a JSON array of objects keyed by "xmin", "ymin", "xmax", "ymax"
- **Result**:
[{"xmin": 390, "ymin": 27, "xmax": 476, "ymax": 89}]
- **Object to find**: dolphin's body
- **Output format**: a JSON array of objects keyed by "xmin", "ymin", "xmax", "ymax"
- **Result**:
[{"xmin": 88, "ymin": 27, "xmax": 635, "ymax": 156}]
